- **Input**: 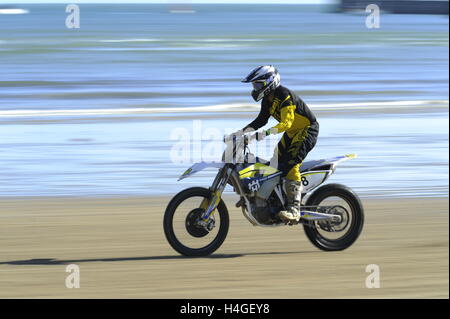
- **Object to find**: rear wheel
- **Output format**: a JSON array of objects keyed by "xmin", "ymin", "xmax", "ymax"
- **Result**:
[
  {"xmin": 303, "ymin": 184, "xmax": 364, "ymax": 251},
  {"xmin": 163, "ymin": 187, "xmax": 229, "ymax": 256}
]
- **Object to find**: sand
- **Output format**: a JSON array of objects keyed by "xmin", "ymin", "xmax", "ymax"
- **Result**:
[{"xmin": 0, "ymin": 195, "xmax": 448, "ymax": 298}]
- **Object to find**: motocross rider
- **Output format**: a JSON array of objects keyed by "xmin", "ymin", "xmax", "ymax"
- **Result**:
[{"xmin": 231, "ymin": 65, "xmax": 319, "ymax": 224}]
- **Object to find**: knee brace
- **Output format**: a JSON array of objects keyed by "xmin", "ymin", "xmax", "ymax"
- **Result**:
[{"xmin": 286, "ymin": 163, "xmax": 301, "ymax": 182}]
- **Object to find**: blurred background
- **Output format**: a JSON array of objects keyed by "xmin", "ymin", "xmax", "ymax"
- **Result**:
[{"xmin": 0, "ymin": 0, "xmax": 448, "ymax": 198}]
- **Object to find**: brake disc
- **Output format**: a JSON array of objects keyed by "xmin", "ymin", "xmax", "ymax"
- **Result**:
[
  {"xmin": 185, "ymin": 208, "xmax": 209, "ymax": 238},
  {"xmin": 318, "ymin": 205, "xmax": 350, "ymax": 232}
]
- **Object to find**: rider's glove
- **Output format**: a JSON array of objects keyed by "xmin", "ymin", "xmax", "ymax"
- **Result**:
[
  {"xmin": 224, "ymin": 130, "xmax": 242, "ymax": 142},
  {"xmin": 254, "ymin": 129, "xmax": 269, "ymax": 141},
  {"xmin": 231, "ymin": 129, "xmax": 244, "ymax": 137},
  {"xmin": 253, "ymin": 128, "xmax": 278, "ymax": 141}
]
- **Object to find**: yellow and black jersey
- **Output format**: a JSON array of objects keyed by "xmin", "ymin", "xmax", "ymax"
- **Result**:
[{"xmin": 244, "ymin": 85, "xmax": 318, "ymax": 136}]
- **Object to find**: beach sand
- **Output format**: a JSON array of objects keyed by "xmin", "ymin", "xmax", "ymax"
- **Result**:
[{"xmin": 0, "ymin": 195, "xmax": 448, "ymax": 298}]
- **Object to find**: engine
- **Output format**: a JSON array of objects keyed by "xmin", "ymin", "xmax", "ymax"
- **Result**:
[{"xmin": 249, "ymin": 195, "xmax": 282, "ymax": 225}]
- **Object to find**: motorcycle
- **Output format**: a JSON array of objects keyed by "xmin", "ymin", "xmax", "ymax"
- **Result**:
[{"xmin": 163, "ymin": 134, "xmax": 364, "ymax": 256}]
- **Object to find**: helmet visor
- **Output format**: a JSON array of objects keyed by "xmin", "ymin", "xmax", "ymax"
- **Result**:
[{"xmin": 252, "ymin": 81, "xmax": 265, "ymax": 91}]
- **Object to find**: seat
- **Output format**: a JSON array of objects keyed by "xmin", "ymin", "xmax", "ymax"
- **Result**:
[
  {"xmin": 253, "ymin": 156, "xmax": 331, "ymax": 173},
  {"xmin": 299, "ymin": 159, "xmax": 329, "ymax": 173}
]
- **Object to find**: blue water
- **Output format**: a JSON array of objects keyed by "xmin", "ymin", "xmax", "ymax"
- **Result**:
[
  {"xmin": 0, "ymin": 4, "xmax": 448, "ymax": 109},
  {"xmin": 0, "ymin": 4, "xmax": 448, "ymax": 198}
]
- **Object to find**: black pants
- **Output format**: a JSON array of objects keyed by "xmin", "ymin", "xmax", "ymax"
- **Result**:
[{"xmin": 276, "ymin": 122, "xmax": 319, "ymax": 177}]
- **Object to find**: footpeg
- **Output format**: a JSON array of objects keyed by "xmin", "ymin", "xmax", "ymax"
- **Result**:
[
  {"xmin": 278, "ymin": 210, "xmax": 301, "ymax": 225},
  {"xmin": 235, "ymin": 197, "xmax": 244, "ymax": 208}
]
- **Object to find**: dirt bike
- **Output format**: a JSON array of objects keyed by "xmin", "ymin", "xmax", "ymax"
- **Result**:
[{"xmin": 163, "ymin": 134, "xmax": 364, "ymax": 256}]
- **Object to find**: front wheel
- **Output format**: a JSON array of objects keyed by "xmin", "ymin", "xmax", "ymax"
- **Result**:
[
  {"xmin": 303, "ymin": 183, "xmax": 364, "ymax": 251},
  {"xmin": 163, "ymin": 187, "xmax": 229, "ymax": 256}
]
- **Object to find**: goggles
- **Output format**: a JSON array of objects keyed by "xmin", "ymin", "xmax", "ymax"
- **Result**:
[{"xmin": 252, "ymin": 81, "xmax": 266, "ymax": 91}]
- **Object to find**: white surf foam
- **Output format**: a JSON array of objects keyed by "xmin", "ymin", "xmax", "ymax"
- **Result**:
[
  {"xmin": 97, "ymin": 38, "xmax": 262, "ymax": 44},
  {"xmin": 194, "ymin": 39, "xmax": 264, "ymax": 42},
  {"xmin": 0, "ymin": 8, "xmax": 29, "ymax": 14},
  {"xmin": 0, "ymin": 100, "xmax": 447, "ymax": 118},
  {"xmin": 169, "ymin": 10, "xmax": 196, "ymax": 14},
  {"xmin": 98, "ymin": 39, "xmax": 160, "ymax": 43},
  {"xmin": 312, "ymin": 100, "xmax": 449, "ymax": 110}
]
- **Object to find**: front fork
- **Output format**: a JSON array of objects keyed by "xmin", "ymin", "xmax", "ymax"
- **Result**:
[{"xmin": 200, "ymin": 165, "xmax": 231, "ymax": 222}]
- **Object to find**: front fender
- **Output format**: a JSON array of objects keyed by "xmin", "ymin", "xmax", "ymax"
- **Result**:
[{"xmin": 178, "ymin": 161, "xmax": 226, "ymax": 181}]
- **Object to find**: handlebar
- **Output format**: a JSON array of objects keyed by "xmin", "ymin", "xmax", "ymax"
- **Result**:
[
  {"xmin": 223, "ymin": 132, "xmax": 256, "ymax": 145},
  {"xmin": 222, "ymin": 132, "xmax": 257, "ymax": 164}
]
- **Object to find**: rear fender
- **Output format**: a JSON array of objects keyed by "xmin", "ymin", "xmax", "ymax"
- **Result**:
[
  {"xmin": 300, "ymin": 154, "xmax": 357, "ymax": 193},
  {"xmin": 327, "ymin": 154, "xmax": 357, "ymax": 171}
]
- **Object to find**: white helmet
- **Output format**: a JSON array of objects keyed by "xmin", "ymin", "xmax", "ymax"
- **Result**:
[{"xmin": 241, "ymin": 65, "xmax": 281, "ymax": 102}]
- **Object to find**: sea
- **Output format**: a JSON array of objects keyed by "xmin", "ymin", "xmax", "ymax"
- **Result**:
[{"xmin": 0, "ymin": 4, "xmax": 448, "ymax": 198}]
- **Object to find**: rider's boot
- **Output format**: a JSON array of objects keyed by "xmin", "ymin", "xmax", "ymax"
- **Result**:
[{"xmin": 278, "ymin": 179, "xmax": 302, "ymax": 224}]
